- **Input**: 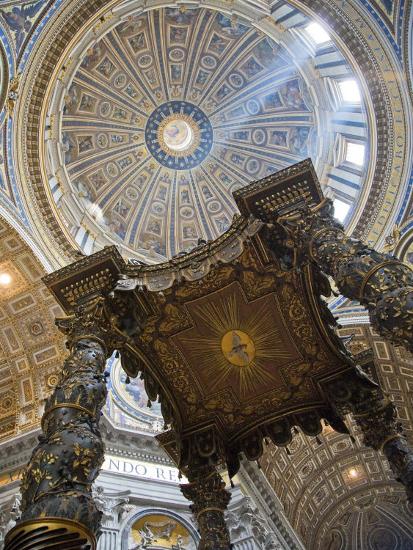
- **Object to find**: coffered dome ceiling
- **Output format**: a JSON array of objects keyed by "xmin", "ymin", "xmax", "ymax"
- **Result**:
[{"xmin": 45, "ymin": 5, "xmax": 370, "ymax": 262}]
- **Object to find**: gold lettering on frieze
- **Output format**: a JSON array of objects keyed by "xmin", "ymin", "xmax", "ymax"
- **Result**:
[{"xmin": 101, "ymin": 455, "xmax": 186, "ymax": 483}]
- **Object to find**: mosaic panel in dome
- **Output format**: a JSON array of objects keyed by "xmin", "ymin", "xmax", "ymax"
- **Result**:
[{"xmin": 0, "ymin": 1, "xmax": 46, "ymax": 56}]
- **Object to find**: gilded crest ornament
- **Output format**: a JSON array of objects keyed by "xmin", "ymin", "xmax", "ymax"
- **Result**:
[{"xmin": 6, "ymin": 73, "xmax": 20, "ymax": 116}]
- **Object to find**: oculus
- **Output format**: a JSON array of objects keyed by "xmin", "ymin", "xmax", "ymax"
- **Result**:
[{"xmin": 145, "ymin": 101, "xmax": 213, "ymax": 169}]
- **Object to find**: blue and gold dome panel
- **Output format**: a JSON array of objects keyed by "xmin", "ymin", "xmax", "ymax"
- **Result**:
[
  {"xmin": 48, "ymin": 4, "xmax": 369, "ymax": 262},
  {"xmin": 145, "ymin": 101, "xmax": 213, "ymax": 169}
]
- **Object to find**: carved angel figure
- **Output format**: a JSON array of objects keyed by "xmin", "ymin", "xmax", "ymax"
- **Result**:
[{"xmin": 144, "ymin": 519, "xmax": 176, "ymax": 539}]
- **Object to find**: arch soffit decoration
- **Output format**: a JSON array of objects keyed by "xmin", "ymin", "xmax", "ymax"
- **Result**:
[
  {"xmin": 310, "ymin": 484, "xmax": 413, "ymax": 549},
  {"xmin": 0, "ymin": 216, "xmax": 66, "ymax": 443},
  {"xmin": 262, "ymin": 424, "xmax": 410, "ymax": 546},
  {"xmin": 11, "ymin": 0, "xmax": 412, "ymax": 267},
  {"xmin": 0, "ymin": 206, "xmax": 55, "ymax": 273}
]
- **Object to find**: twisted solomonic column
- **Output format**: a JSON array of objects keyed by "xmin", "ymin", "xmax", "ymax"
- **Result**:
[
  {"xmin": 181, "ymin": 467, "xmax": 232, "ymax": 550},
  {"xmin": 5, "ymin": 297, "xmax": 116, "ymax": 550},
  {"xmin": 277, "ymin": 199, "xmax": 413, "ymax": 352}
]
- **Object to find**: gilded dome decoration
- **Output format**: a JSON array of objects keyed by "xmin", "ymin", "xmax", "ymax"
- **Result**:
[
  {"xmin": 146, "ymin": 101, "xmax": 212, "ymax": 167},
  {"xmin": 43, "ymin": 5, "xmax": 371, "ymax": 262}
]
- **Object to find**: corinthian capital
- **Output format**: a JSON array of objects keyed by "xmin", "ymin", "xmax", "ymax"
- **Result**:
[{"xmin": 181, "ymin": 467, "xmax": 231, "ymax": 550}]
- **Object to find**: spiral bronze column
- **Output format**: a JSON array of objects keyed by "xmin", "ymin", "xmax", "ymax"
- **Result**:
[
  {"xmin": 276, "ymin": 198, "xmax": 413, "ymax": 352},
  {"xmin": 181, "ymin": 466, "xmax": 232, "ymax": 550},
  {"xmin": 5, "ymin": 298, "xmax": 113, "ymax": 550}
]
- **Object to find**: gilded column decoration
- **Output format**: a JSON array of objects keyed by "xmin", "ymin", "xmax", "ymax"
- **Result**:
[
  {"xmin": 325, "ymin": 370, "xmax": 413, "ymax": 504},
  {"xmin": 4, "ymin": 297, "xmax": 115, "ymax": 550},
  {"xmin": 278, "ymin": 199, "xmax": 413, "ymax": 352},
  {"xmin": 181, "ymin": 467, "xmax": 231, "ymax": 550}
]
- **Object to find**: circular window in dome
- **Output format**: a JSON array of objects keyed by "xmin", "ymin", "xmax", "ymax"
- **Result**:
[{"xmin": 145, "ymin": 100, "xmax": 213, "ymax": 169}]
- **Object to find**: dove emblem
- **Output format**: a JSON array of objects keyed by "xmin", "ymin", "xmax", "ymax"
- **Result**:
[{"xmin": 221, "ymin": 330, "xmax": 255, "ymax": 367}]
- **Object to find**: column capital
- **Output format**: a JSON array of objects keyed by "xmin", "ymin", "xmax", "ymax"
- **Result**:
[
  {"xmin": 55, "ymin": 295, "xmax": 124, "ymax": 355},
  {"xmin": 181, "ymin": 467, "xmax": 231, "ymax": 550}
]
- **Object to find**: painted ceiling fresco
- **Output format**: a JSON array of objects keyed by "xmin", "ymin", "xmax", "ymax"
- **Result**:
[{"xmin": 53, "ymin": 6, "xmax": 368, "ymax": 261}]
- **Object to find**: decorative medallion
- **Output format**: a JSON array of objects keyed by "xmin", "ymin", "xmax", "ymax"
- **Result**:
[
  {"xmin": 145, "ymin": 101, "xmax": 213, "ymax": 169},
  {"xmin": 221, "ymin": 330, "xmax": 255, "ymax": 367},
  {"xmin": 172, "ymin": 282, "xmax": 300, "ymax": 398}
]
